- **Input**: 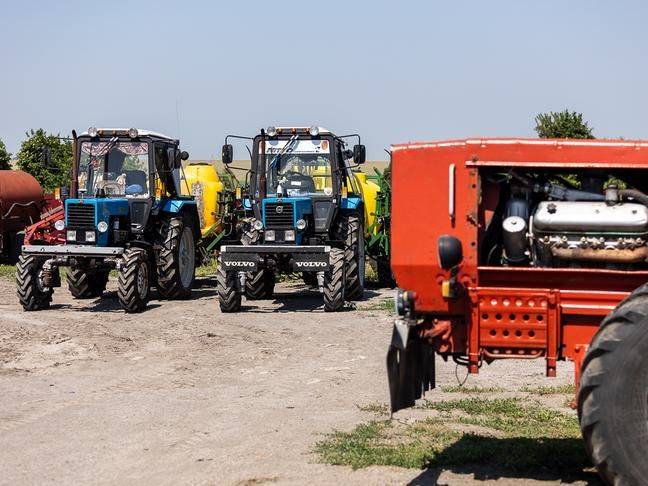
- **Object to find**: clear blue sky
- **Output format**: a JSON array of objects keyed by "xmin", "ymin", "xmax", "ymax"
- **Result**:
[{"xmin": 1, "ymin": 0, "xmax": 647, "ymax": 160}]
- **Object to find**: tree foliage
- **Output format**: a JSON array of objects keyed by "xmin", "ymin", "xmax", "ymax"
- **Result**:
[
  {"xmin": 534, "ymin": 110, "xmax": 594, "ymax": 139},
  {"xmin": 17, "ymin": 129, "xmax": 72, "ymax": 191},
  {"xmin": 0, "ymin": 139, "xmax": 11, "ymax": 170}
]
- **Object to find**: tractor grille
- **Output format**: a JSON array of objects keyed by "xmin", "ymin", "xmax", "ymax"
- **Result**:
[
  {"xmin": 67, "ymin": 203, "xmax": 95, "ymax": 228},
  {"xmin": 265, "ymin": 202, "xmax": 294, "ymax": 229}
]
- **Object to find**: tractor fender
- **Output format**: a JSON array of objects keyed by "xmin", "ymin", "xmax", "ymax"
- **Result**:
[
  {"xmin": 160, "ymin": 199, "xmax": 201, "ymax": 242},
  {"xmin": 340, "ymin": 196, "xmax": 363, "ymax": 212}
]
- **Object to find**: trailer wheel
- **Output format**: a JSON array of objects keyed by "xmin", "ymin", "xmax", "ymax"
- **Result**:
[
  {"xmin": 578, "ymin": 283, "xmax": 648, "ymax": 485},
  {"xmin": 245, "ymin": 269, "xmax": 275, "ymax": 300},
  {"xmin": 323, "ymin": 248, "xmax": 345, "ymax": 312},
  {"xmin": 376, "ymin": 257, "xmax": 396, "ymax": 288},
  {"xmin": 156, "ymin": 217, "xmax": 195, "ymax": 299},
  {"xmin": 217, "ymin": 254, "xmax": 241, "ymax": 312},
  {"xmin": 335, "ymin": 214, "xmax": 365, "ymax": 301},
  {"xmin": 67, "ymin": 268, "xmax": 109, "ymax": 299},
  {"xmin": 118, "ymin": 248, "xmax": 150, "ymax": 313},
  {"xmin": 16, "ymin": 254, "xmax": 53, "ymax": 311}
]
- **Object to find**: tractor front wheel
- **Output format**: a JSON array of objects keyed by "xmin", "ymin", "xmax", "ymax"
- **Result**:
[
  {"xmin": 16, "ymin": 254, "xmax": 53, "ymax": 311},
  {"xmin": 323, "ymin": 248, "xmax": 345, "ymax": 312},
  {"xmin": 217, "ymin": 255, "xmax": 241, "ymax": 312},
  {"xmin": 245, "ymin": 269, "xmax": 275, "ymax": 300},
  {"xmin": 118, "ymin": 248, "xmax": 150, "ymax": 313},
  {"xmin": 578, "ymin": 283, "xmax": 648, "ymax": 485},
  {"xmin": 67, "ymin": 267, "xmax": 109, "ymax": 299},
  {"xmin": 156, "ymin": 217, "xmax": 196, "ymax": 299}
]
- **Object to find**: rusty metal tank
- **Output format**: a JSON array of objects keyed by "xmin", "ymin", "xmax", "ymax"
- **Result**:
[{"xmin": 0, "ymin": 170, "xmax": 44, "ymax": 235}]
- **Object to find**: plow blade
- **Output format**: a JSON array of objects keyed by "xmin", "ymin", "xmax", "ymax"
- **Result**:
[{"xmin": 386, "ymin": 321, "xmax": 435, "ymax": 413}]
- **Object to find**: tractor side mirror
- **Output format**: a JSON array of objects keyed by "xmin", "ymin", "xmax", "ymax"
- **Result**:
[
  {"xmin": 180, "ymin": 150, "xmax": 189, "ymax": 161},
  {"xmin": 222, "ymin": 144, "xmax": 233, "ymax": 165},
  {"xmin": 353, "ymin": 144, "xmax": 366, "ymax": 165},
  {"xmin": 438, "ymin": 235, "xmax": 463, "ymax": 270}
]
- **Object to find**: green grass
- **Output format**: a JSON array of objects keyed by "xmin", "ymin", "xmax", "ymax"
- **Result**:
[
  {"xmin": 358, "ymin": 298, "xmax": 393, "ymax": 313},
  {"xmin": 440, "ymin": 385, "xmax": 504, "ymax": 394},
  {"xmin": 0, "ymin": 264, "xmax": 15, "ymax": 280},
  {"xmin": 520, "ymin": 384, "xmax": 575, "ymax": 396},
  {"xmin": 315, "ymin": 397, "xmax": 587, "ymax": 471},
  {"xmin": 195, "ymin": 258, "xmax": 219, "ymax": 278},
  {"xmin": 356, "ymin": 402, "xmax": 390, "ymax": 416}
]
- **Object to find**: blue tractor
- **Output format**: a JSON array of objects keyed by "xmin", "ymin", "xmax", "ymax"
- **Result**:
[
  {"xmin": 17, "ymin": 127, "xmax": 200, "ymax": 313},
  {"xmin": 218, "ymin": 126, "xmax": 366, "ymax": 312}
]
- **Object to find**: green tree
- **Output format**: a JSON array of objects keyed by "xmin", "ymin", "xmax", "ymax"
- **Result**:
[
  {"xmin": 0, "ymin": 139, "xmax": 11, "ymax": 170},
  {"xmin": 534, "ymin": 110, "xmax": 594, "ymax": 139},
  {"xmin": 17, "ymin": 129, "xmax": 72, "ymax": 191}
]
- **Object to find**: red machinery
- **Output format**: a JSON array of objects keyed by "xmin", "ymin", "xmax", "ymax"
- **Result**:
[
  {"xmin": 0, "ymin": 170, "xmax": 62, "ymax": 260},
  {"xmin": 387, "ymin": 138, "xmax": 648, "ymax": 485}
]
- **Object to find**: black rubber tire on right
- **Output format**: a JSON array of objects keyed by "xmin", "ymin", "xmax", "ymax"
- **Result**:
[
  {"xmin": 376, "ymin": 257, "xmax": 396, "ymax": 288},
  {"xmin": 217, "ymin": 254, "xmax": 241, "ymax": 312},
  {"xmin": 245, "ymin": 269, "xmax": 275, "ymax": 300},
  {"xmin": 66, "ymin": 268, "xmax": 109, "ymax": 299},
  {"xmin": 118, "ymin": 248, "xmax": 150, "ymax": 313},
  {"xmin": 323, "ymin": 248, "xmax": 345, "ymax": 312},
  {"xmin": 335, "ymin": 214, "xmax": 364, "ymax": 301},
  {"xmin": 578, "ymin": 283, "xmax": 648, "ymax": 486},
  {"xmin": 16, "ymin": 254, "xmax": 53, "ymax": 311}
]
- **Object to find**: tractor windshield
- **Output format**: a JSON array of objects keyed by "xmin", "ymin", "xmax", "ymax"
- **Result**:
[
  {"xmin": 263, "ymin": 139, "xmax": 333, "ymax": 197},
  {"xmin": 78, "ymin": 141, "xmax": 150, "ymax": 197}
]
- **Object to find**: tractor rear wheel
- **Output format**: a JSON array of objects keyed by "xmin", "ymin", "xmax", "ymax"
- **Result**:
[
  {"xmin": 335, "ymin": 214, "xmax": 365, "ymax": 301},
  {"xmin": 578, "ymin": 283, "xmax": 648, "ymax": 485},
  {"xmin": 16, "ymin": 254, "xmax": 53, "ymax": 311},
  {"xmin": 323, "ymin": 248, "xmax": 345, "ymax": 312},
  {"xmin": 217, "ymin": 254, "xmax": 241, "ymax": 312},
  {"xmin": 156, "ymin": 217, "xmax": 195, "ymax": 299},
  {"xmin": 118, "ymin": 248, "xmax": 150, "ymax": 313},
  {"xmin": 67, "ymin": 267, "xmax": 109, "ymax": 299},
  {"xmin": 245, "ymin": 269, "xmax": 275, "ymax": 300}
]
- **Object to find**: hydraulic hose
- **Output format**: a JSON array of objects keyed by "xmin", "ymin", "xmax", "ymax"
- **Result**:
[{"xmin": 620, "ymin": 189, "xmax": 648, "ymax": 207}]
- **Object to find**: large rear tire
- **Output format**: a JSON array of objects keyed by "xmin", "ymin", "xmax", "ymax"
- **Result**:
[
  {"xmin": 67, "ymin": 267, "xmax": 109, "ymax": 299},
  {"xmin": 245, "ymin": 269, "xmax": 275, "ymax": 300},
  {"xmin": 323, "ymin": 248, "xmax": 345, "ymax": 312},
  {"xmin": 118, "ymin": 248, "xmax": 150, "ymax": 313},
  {"xmin": 16, "ymin": 254, "xmax": 53, "ymax": 311},
  {"xmin": 578, "ymin": 283, "xmax": 648, "ymax": 486},
  {"xmin": 156, "ymin": 217, "xmax": 195, "ymax": 299},
  {"xmin": 335, "ymin": 214, "xmax": 365, "ymax": 301},
  {"xmin": 217, "ymin": 254, "xmax": 241, "ymax": 312}
]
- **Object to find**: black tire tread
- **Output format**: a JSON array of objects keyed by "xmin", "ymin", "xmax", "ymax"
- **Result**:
[
  {"xmin": 323, "ymin": 248, "xmax": 345, "ymax": 312},
  {"xmin": 335, "ymin": 214, "xmax": 364, "ymax": 301},
  {"xmin": 156, "ymin": 217, "xmax": 194, "ymax": 299},
  {"xmin": 16, "ymin": 254, "xmax": 52, "ymax": 311},
  {"xmin": 578, "ymin": 282, "xmax": 648, "ymax": 486},
  {"xmin": 217, "ymin": 255, "xmax": 241, "ymax": 312},
  {"xmin": 245, "ymin": 269, "xmax": 275, "ymax": 300},
  {"xmin": 66, "ymin": 268, "xmax": 108, "ymax": 299},
  {"xmin": 118, "ymin": 248, "xmax": 149, "ymax": 313}
]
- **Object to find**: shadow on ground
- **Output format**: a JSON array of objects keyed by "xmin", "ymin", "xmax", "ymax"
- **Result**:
[{"xmin": 406, "ymin": 436, "xmax": 602, "ymax": 485}]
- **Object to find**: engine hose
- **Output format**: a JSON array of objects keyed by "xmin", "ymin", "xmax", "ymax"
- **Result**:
[{"xmin": 620, "ymin": 189, "xmax": 648, "ymax": 207}]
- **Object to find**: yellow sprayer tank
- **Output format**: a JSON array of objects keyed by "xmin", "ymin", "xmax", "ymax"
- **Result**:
[
  {"xmin": 182, "ymin": 163, "xmax": 224, "ymax": 236},
  {"xmin": 351, "ymin": 172, "xmax": 380, "ymax": 238}
]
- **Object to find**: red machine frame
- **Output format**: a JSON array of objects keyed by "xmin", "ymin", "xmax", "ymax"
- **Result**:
[{"xmin": 391, "ymin": 138, "xmax": 648, "ymax": 390}]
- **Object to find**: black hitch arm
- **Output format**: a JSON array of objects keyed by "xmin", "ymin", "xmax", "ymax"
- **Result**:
[{"xmin": 386, "ymin": 319, "xmax": 436, "ymax": 414}]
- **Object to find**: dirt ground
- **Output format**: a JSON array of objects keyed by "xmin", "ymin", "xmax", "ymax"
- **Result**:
[{"xmin": 0, "ymin": 276, "xmax": 596, "ymax": 486}]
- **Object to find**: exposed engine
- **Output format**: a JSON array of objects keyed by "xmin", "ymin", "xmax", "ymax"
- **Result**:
[{"xmin": 484, "ymin": 170, "xmax": 648, "ymax": 269}]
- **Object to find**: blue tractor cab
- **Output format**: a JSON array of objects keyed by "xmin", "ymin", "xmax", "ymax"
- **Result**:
[
  {"xmin": 17, "ymin": 127, "xmax": 200, "ymax": 313},
  {"xmin": 218, "ymin": 126, "xmax": 366, "ymax": 312}
]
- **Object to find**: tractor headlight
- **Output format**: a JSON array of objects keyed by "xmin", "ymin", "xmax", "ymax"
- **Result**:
[
  {"xmin": 266, "ymin": 126, "xmax": 277, "ymax": 137},
  {"xmin": 265, "ymin": 230, "xmax": 275, "ymax": 241},
  {"xmin": 88, "ymin": 126, "xmax": 98, "ymax": 137},
  {"xmin": 128, "ymin": 128, "xmax": 139, "ymax": 138},
  {"xmin": 54, "ymin": 219, "xmax": 65, "ymax": 231},
  {"xmin": 66, "ymin": 230, "xmax": 76, "ymax": 241},
  {"xmin": 285, "ymin": 230, "xmax": 295, "ymax": 242},
  {"xmin": 309, "ymin": 126, "xmax": 319, "ymax": 137},
  {"xmin": 85, "ymin": 231, "xmax": 96, "ymax": 243},
  {"xmin": 97, "ymin": 221, "xmax": 108, "ymax": 233},
  {"xmin": 253, "ymin": 219, "xmax": 264, "ymax": 231},
  {"xmin": 296, "ymin": 219, "xmax": 307, "ymax": 230}
]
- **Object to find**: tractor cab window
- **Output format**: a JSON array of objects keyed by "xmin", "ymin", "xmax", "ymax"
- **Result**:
[
  {"xmin": 263, "ymin": 138, "xmax": 333, "ymax": 197},
  {"xmin": 78, "ymin": 141, "xmax": 150, "ymax": 197}
]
